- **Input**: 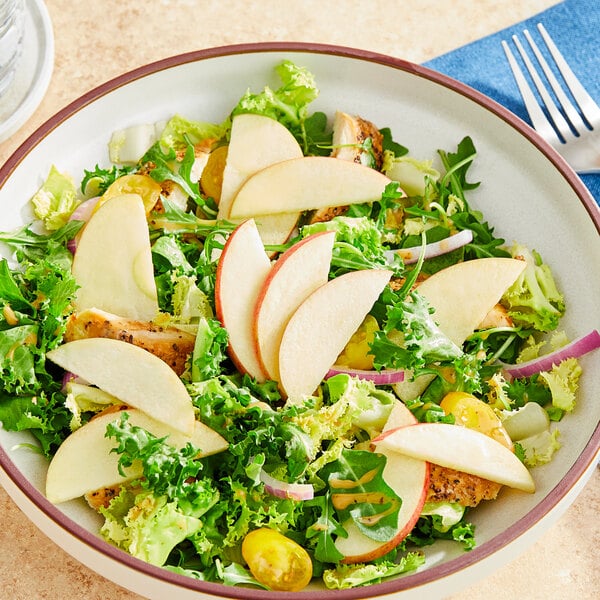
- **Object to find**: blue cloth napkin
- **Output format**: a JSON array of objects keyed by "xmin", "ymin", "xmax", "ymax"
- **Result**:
[{"xmin": 424, "ymin": 0, "xmax": 600, "ymax": 207}]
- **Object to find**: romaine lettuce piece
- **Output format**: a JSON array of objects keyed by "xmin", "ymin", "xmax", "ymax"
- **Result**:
[{"xmin": 30, "ymin": 166, "xmax": 79, "ymax": 231}]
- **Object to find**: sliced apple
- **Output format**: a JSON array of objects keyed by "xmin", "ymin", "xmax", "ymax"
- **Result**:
[
  {"xmin": 46, "ymin": 338, "xmax": 195, "ymax": 435},
  {"xmin": 335, "ymin": 401, "xmax": 429, "ymax": 563},
  {"xmin": 279, "ymin": 268, "xmax": 392, "ymax": 400},
  {"xmin": 393, "ymin": 257, "xmax": 526, "ymax": 401},
  {"xmin": 215, "ymin": 219, "xmax": 271, "ymax": 381},
  {"xmin": 415, "ymin": 257, "xmax": 526, "ymax": 345},
  {"xmin": 46, "ymin": 408, "xmax": 228, "ymax": 504},
  {"xmin": 72, "ymin": 193, "xmax": 159, "ymax": 321},
  {"xmin": 374, "ymin": 422, "xmax": 535, "ymax": 493},
  {"xmin": 254, "ymin": 231, "xmax": 335, "ymax": 381},
  {"xmin": 229, "ymin": 156, "xmax": 391, "ymax": 219},
  {"xmin": 381, "ymin": 399, "xmax": 419, "ymax": 430},
  {"xmin": 218, "ymin": 114, "xmax": 303, "ymax": 218},
  {"xmin": 217, "ymin": 114, "xmax": 303, "ymax": 249},
  {"xmin": 253, "ymin": 213, "xmax": 299, "ymax": 250}
]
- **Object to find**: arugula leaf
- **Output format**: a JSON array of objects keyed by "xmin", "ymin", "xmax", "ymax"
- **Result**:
[
  {"xmin": 0, "ymin": 259, "xmax": 32, "ymax": 310},
  {"xmin": 303, "ymin": 111, "xmax": 332, "ymax": 156},
  {"xmin": 80, "ymin": 164, "xmax": 134, "ymax": 196},
  {"xmin": 437, "ymin": 135, "xmax": 480, "ymax": 201},
  {"xmin": 140, "ymin": 140, "xmax": 213, "ymax": 213},
  {"xmin": 0, "ymin": 221, "xmax": 83, "ymax": 269},
  {"xmin": 320, "ymin": 449, "xmax": 402, "ymax": 542},
  {"xmin": 380, "ymin": 127, "xmax": 409, "ymax": 157},
  {"xmin": 305, "ymin": 493, "xmax": 346, "ymax": 563}
]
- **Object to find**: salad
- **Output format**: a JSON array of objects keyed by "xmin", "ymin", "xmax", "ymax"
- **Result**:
[{"xmin": 0, "ymin": 60, "xmax": 599, "ymax": 592}]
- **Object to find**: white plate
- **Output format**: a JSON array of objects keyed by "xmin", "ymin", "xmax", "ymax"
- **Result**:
[
  {"xmin": 0, "ymin": 0, "xmax": 54, "ymax": 142},
  {"xmin": 0, "ymin": 44, "xmax": 599, "ymax": 599}
]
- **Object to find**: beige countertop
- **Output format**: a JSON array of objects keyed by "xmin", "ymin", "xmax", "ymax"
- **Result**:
[{"xmin": 1, "ymin": 0, "xmax": 599, "ymax": 598}]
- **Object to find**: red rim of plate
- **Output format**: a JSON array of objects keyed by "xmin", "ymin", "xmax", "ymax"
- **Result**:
[{"xmin": 0, "ymin": 42, "xmax": 599, "ymax": 599}]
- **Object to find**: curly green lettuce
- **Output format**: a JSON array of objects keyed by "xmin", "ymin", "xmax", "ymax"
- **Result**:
[
  {"xmin": 322, "ymin": 552, "xmax": 425, "ymax": 589},
  {"xmin": 502, "ymin": 243, "xmax": 565, "ymax": 332},
  {"xmin": 230, "ymin": 60, "xmax": 320, "ymax": 153}
]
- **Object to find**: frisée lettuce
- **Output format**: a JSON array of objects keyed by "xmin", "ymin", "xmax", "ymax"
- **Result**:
[{"xmin": 0, "ymin": 59, "xmax": 596, "ymax": 593}]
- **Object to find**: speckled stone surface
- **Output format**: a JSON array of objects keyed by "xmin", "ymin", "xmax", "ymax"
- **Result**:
[{"xmin": 1, "ymin": 1, "xmax": 599, "ymax": 598}]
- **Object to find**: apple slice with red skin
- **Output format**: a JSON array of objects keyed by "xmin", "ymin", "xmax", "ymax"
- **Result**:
[
  {"xmin": 254, "ymin": 231, "xmax": 335, "ymax": 381},
  {"xmin": 334, "ymin": 401, "xmax": 430, "ymax": 563},
  {"xmin": 215, "ymin": 219, "xmax": 272, "ymax": 382},
  {"xmin": 373, "ymin": 422, "xmax": 535, "ymax": 493},
  {"xmin": 278, "ymin": 268, "xmax": 393, "ymax": 400}
]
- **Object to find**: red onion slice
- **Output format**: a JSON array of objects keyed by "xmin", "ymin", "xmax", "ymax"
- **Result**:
[
  {"xmin": 500, "ymin": 329, "xmax": 600, "ymax": 378},
  {"xmin": 386, "ymin": 229, "xmax": 473, "ymax": 265},
  {"xmin": 325, "ymin": 365, "xmax": 405, "ymax": 384},
  {"xmin": 67, "ymin": 197, "xmax": 101, "ymax": 253},
  {"xmin": 259, "ymin": 469, "xmax": 314, "ymax": 501},
  {"xmin": 68, "ymin": 196, "xmax": 101, "ymax": 223}
]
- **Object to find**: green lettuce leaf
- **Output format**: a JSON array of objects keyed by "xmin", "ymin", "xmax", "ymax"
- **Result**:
[
  {"xmin": 30, "ymin": 166, "xmax": 80, "ymax": 231},
  {"xmin": 231, "ymin": 60, "xmax": 319, "ymax": 153},
  {"xmin": 322, "ymin": 552, "xmax": 425, "ymax": 589},
  {"xmin": 320, "ymin": 449, "xmax": 402, "ymax": 542}
]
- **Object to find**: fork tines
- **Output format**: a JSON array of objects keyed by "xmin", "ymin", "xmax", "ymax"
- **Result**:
[{"xmin": 502, "ymin": 23, "xmax": 600, "ymax": 144}]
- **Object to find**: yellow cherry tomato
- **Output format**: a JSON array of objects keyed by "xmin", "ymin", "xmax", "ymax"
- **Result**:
[
  {"xmin": 336, "ymin": 314, "xmax": 380, "ymax": 370},
  {"xmin": 200, "ymin": 145, "xmax": 228, "ymax": 202},
  {"xmin": 100, "ymin": 174, "xmax": 162, "ymax": 214},
  {"xmin": 241, "ymin": 528, "xmax": 313, "ymax": 591},
  {"xmin": 440, "ymin": 391, "xmax": 513, "ymax": 449}
]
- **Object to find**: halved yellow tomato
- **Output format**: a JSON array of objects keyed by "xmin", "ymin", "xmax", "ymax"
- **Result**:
[
  {"xmin": 100, "ymin": 174, "xmax": 162, "ymax": 214},
  {"xmin": 241, "ymin": 528, "xmax": 312, "ymax": 591},
  {"xmin": 336, "ymin": 314, "xmax": 380, "ymax": 370},
  {"xmin": 440, "ymin": 391, "xmax": 513, "ymax": 449},
  {"xmin": 200, "ymin": 145, "xmax": 228, "ymax": 202}
]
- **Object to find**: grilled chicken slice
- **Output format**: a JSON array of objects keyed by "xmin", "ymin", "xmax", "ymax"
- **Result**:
[
  {"xmin": 331, "ymin": 111, "xmax": 385, "ymax": 168},
  {"xmin": 64, "ymin": 308, "xmax": 195, "ymax": 375},
  {"xmin": 426, "ymin": 463, "xmax": 502, "ymax": 507},
  {"xmin": 85, "ymin": 485, "xmax": 123, "ymax": 510},
  {"xmin": 307, "ymin": 111, "xmax": 385, "ymax": 225},
  {"xmin": 477, "ymin": 302, "xmax": 514, "ymax": 329}
]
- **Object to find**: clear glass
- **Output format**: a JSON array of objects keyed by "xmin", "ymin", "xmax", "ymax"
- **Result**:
[{"xmin": 0, "ymin": 0, "xmax": 25, "ymax": 98}]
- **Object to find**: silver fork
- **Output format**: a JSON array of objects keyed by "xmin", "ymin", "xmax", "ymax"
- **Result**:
[{"xmin": 502, "ymin": 23, "xmax": 600, "ymax": 174}]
